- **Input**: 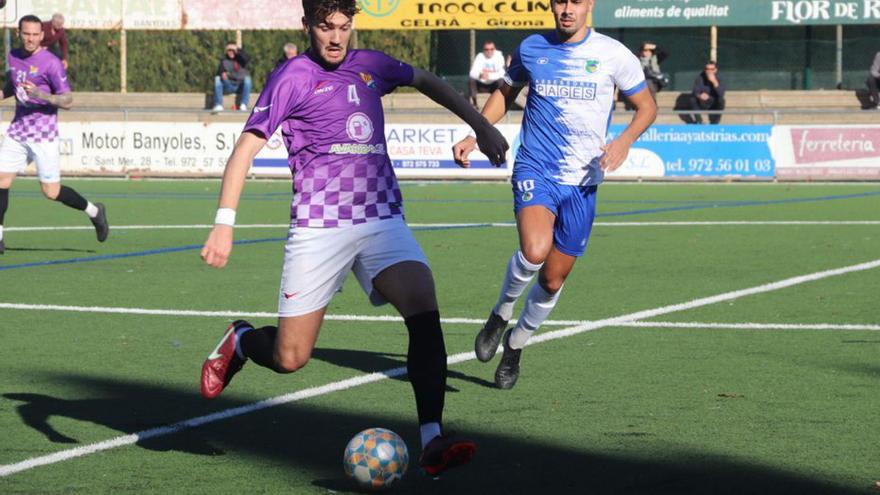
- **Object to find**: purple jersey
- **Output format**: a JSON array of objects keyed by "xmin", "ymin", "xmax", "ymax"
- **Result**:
[
  {"xmin": 5, "ymin": 48, "xmax": 71, "ymax": 142},
  {"xmin": 244, "ymin": 49, "xmax": 414, "ymax": 228}
]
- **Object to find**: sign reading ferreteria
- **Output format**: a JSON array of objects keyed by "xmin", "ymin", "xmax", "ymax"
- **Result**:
[
  {"xmin": 354, "ymin": 0, "xmax": 554, "ymax": 30},
  {"xmin": 593, "ymin": 0, "xmax": 880, "ymax": 27}
]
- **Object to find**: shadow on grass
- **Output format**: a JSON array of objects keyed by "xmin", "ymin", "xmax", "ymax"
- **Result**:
[
  {"xmin": 310, "ymin": 347, "xmax": 497, "ymax": 390},
  {"xmin": 2, "ymin": 372, "xmax": 867, "ymax": 494}
]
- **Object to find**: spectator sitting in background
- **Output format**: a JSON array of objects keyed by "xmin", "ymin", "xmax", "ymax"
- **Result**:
[
  {"xmin": 212, "ymin": 42, "xmax": 252, "ymax": 112},
  {"xmin": 275, "ymin": 42, "xmax": 298, "ymax": 66},
  {"xmin": 41, "ymin": 13, "xmax": 68, "ymax": 69},
  {"xmin": 468, "ymin": 40, "xmax": 506, "ymax": 107},
  {"xmin": 866, "ymin": 51, "xmax": 880, "ymax": 110},
  {"xmin": 639, "ymin": 41, "xmax": 668, "ymax": 99},
  {"xmin": 687, "ymin": 61, "xmax": 726, "ymax": 124}
]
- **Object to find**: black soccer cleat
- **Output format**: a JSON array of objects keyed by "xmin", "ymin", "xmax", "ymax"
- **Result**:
[
  {"xmin": 474, "ymin": 311, "xmax": 508, "ymax": 362},
  {"xmin": 0, "ymin": 238, "xmax": 5, "ymax": 254},
  {"xmin": 419, "ymin": 434, "xmax": 476, "ymax": 477},
  {"xmin": 91, "ymin": 202, "xmax": 109, "ymax": 242},
  {"xmin": 494, "ymin": 329, "xmax": 522, "ymax": 390}
]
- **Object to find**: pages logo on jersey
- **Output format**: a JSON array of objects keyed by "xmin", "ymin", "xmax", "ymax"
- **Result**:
[
  {"xmin": 534, "ymin": 79, "xmax": 597, "ymax": 101},
  {"xmin": 346, "ymin": 112, "xmax": 374, "ymax": 143}
]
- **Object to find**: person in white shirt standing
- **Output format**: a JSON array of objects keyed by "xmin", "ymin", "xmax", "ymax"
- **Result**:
[{"xmin": 468, "ymin": 40, "xmax": 506, "ymax": 107}]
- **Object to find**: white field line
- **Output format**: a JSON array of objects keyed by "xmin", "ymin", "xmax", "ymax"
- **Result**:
[
  {"xmin": 4, "ymin": 220, "xmax": 880, "ymax": 232},
  {"xmin": 1, "ymin": 303, "xmax": 874, "ymax": 332},
  {"xmin": 618, "ymin": 321, "xmax": 880, "ymax": 331},
  {"xmin": 522, "ymin": 258, "xmax": 880, "ymax": 346},
  {"xmin": 1, "ymin": 257, "xmax": 879, "ymax": 478},
  {"xmin": 0, "ymin": 303, "xmax": 584, "ymax": 327}
]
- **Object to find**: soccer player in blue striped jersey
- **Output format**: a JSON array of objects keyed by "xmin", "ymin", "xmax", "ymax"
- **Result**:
[{"xmin": 453, "ymin": 0, "xmax": 657, "ymax": 389}]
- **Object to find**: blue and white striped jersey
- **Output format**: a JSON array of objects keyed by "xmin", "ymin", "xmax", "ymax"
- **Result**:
[{"xmin": 505, "ymin": 30, "xmax": 646, "ymax": 186}]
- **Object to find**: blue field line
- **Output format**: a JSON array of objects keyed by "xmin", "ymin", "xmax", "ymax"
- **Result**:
[
  {"xmin": 0, "ymin": 237, "xmax": 287, "ymax": 272},
  {"xmin": 597, "ymin": 190, "xmax": 880, "ymax": 218},
  {"xmin": 2, "ymin": 189, "xmax": 878, "ymax": 271},
  {"xmin": 0, "ymin": 223, "xmax": 497, "ymax": 271}
]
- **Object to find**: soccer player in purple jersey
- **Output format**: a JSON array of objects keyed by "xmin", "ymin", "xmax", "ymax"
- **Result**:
[
  {"xmin": 198, "ymin": 0, "xmax": 508, "ymax": 477},
  {"xmin": 0, "ymin": 15, "xmax": 109, "ymax": 254}
]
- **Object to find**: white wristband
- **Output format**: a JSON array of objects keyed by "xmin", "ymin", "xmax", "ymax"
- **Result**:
[{"xmin": 214, "ymin": 208, "xmax": 236, "ymax": 226}]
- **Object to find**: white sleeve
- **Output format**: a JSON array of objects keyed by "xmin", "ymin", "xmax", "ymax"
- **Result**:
[
  {"xmin": 614, "ymin": 46, "xmax": 647, "ymax": 95},
  {"xmin": 469, "ymin": 53, "xmax": 485, "ymax": 80},
  {"xmin": 489, "ymin": 51, "xmax": 506, "ymax": 80}
]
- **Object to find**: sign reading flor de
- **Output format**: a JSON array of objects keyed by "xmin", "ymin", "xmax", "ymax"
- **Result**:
[
  {"xmin": 354, "ymin": 0, "xmax": 553, "ymax": 30},
  {"xmin": 593, "ymin": 0, "xmax": 880, "ymax": 27},
  {"xmin": 607, "ymin": 125, "xmax": 775, "ymax": 179}
]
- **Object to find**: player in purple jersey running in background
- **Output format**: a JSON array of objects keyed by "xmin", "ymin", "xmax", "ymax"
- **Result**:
[
  {"xmin": 0, "ymin": 15, "xmax": 108, "ymax": 255},
  {"xmin": 198, "ymin": 0, "xmax": 508, "ymax": 477}
]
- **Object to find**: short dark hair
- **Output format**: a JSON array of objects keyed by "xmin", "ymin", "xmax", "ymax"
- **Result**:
[
  {"xmin": 18, "ymin": 15, "xmax": 42, "ymax": 31},
  {"xmin": 483, "ymin": 40, "xmax": 495, "ymax": 47},
  {"xmin": 302, "ymin": 0, "xmax": 359, "ymax": 25}
]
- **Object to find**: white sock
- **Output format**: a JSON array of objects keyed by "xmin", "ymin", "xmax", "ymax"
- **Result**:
[
  {"xmin": 84, "ymin": 202, "xmax": 99, "ymax": 219},
  {"xmin": 492, "ymin": 251, "xmax": 542, "ymax": 321},
  {"xmin": 508, "ymin": 283, "xmax": 563, "ymax": 349},
  {"xmin": 420, "ymin": 422, "xmax": 441, "ymax": 449},
  {"xmin": 0, "ymin": 225, "xmax": 4, "ymax": 241},
  {"xmin": 233, "ymin": 324, "xmax": 254, "ymax": 360}
]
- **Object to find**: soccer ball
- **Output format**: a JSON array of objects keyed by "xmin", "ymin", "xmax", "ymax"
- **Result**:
[{"xmin": 343, "ymin": 427, "xmax": 409, "ymax": 490}]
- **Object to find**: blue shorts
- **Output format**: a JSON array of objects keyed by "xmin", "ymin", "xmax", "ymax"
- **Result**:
[{"xmin": 511, "ymin": 170, "xmax": 598, "ymax": 257}]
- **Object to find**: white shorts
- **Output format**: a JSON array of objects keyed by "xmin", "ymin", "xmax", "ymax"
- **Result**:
[
  {"xmin": 0, "ymin": 135, "xmax": 61, "ymax": 183},
  {"xmin": 277, "ymin": 217, "xmax": 429, "ymax": 317}
]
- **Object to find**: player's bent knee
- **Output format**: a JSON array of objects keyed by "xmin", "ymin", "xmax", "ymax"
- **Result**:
[
  {"xmin": 41, "ymin": 186, "xmax": 60, "ymax": 200},
  {"xmin": 520, "ymin": 246, "xmax": 549, "ymax": 266},
  {"xmin": 273, "ymin": 352, "xmax": 310, "ymax": 374},
  {"xmin": 539, "ymin": 277, "xmax": 565, "ymax": 294}
]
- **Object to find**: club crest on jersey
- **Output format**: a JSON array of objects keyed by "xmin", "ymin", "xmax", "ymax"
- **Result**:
[
  {"xmin": 346, "ymin": 112, "xmax": 374, "ymax": 143},
  {"xmin": 521, "ymin": 191, "xmax": 534, "ymax": 202},
  {"xmin": 28, "ymin": 65, "xmax": 39, "ymax": 75},
  {"xmin": 359, "ymin": 72, "xmax": 378, "ymax": 90},
  {"xmin": 585, "ymin": 59, "xmax": 600, "ymax": 73}
]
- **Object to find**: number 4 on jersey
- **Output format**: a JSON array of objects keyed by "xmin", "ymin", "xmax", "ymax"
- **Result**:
[{"xmin": 347, "ymin": 84, "xmax": 360, "ymax": 106}]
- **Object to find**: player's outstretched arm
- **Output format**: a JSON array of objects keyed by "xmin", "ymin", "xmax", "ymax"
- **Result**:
[
  {"xmin": 409, "ymin": 67, "xmax": 508, "ymax": 166},
  {"xmin": 22, "ymin": 82, "xmax": 73, "ymax": 109},
  {"xmin": 600, "ymin": 87, "xmax": 657, "ymax": 172},
  {"xmin": 201, "ymin": 131, "xmax": 267, "ymax": 268},
  {"xmin": 453, "ymin": 83, "xmax": 522, "ymax": 167}
]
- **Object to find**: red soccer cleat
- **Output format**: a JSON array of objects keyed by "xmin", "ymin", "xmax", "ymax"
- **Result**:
[
  {"xmin": 419, "ymin": 435, "xmax": 477, "ymax": 477},
  {"xmin": 200, "ymin": 320, "xmax": 249, "ymax": 399}
]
